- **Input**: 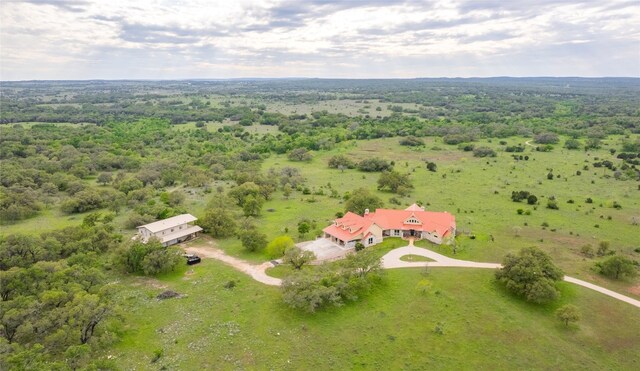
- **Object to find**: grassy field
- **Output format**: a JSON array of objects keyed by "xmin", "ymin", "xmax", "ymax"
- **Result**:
[
  {"xmin": 107, "ymin": 260, "xmax": 640, "ymax": 370},
  {"xmin": 255, "ymin": 135, "xmax": 640, "ymax": 298}
]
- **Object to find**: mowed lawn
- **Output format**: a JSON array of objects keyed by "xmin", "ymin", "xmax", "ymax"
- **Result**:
[{"xmin": 108, "ymin": 260, "xmax": 640, "ymax": 370}]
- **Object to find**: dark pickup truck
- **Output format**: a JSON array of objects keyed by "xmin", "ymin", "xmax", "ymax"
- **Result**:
[{"xmin": 183, "ymin": 254, "xmax": 201, "ymax": 265}]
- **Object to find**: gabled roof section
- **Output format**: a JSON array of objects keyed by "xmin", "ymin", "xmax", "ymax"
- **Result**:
[
  {"xmin": 138, "ymin": 214, "xmax": 198, "ymax": 233},
  {"xmin": 405, "ymin": 203, "xmax": 425, "ymax": 212},
  {"xmin": 364, "ymin": 208, "xmax": 455, "ymax": 236},
  {"xmin": 323, "ymin": 212, "xmax": 374, "ymax": 242},
  {"xmin": 404, "ymin": 213, "xmax": 422, "ymax": 225}
]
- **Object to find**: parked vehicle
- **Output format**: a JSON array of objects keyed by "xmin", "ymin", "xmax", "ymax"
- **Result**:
[{"xmin": 183, "ymin": 254, "xmax": 201, "ymax": 265}]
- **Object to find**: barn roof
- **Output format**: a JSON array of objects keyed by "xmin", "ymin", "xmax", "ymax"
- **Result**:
[{"xmin": 137, "ymin": 214, "xmax": 198, "ymax": 233}]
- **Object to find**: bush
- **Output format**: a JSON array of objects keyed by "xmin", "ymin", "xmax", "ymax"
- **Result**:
[
  {"xmin": 241, "ymin": 232, "xmax": 268, "ymax": 252},
  {"xmin": 377, "ymin": 170, "xmax": 413, "ymax": 194},
  {"xmin": 281, "ymin": 249, "xmax": 383, "ymax": 312},
  {"xmin": 399, "ymin": 136, "xmax": 424, "ymax": 147},
  {"xmin": 472, "ymin": 147, "xmax": 496, "ymax": 157},
  {"xmin": 355, "ymin": 242, "xmax": 365, "ymax": 251},
  {"xmin": 597, "ymin": 241, "xmax": 610, "ymax": 256},
  {"xmin": 283, "ymin": 246, "xmax": 316, "ymax": 269},
  {"xmin": 564, "ymin": 139, "xmax": 581, "ymax": 150},
  {"xmin": 288, "ymin": 148, "xmax": 312, "ymax": 162},
  {"xmin": 328, "ymin": 155, "xmax": 355, "ymax": 169},
  {"xmin": 534, "ymin": 132, "xmax": 559, "ymax": 144},
  {"xmin": 357, "ymin": 158, "xmax": 392, "ymax": 172},
  {"xmin": 124, "ymin": 213, "xmax": 155, "ymax": 229},
  {"xmin": 596, "ymin": 255, "xmax": 637, "ymax": 280},
  {"xmin": 495, "ymin": 246, "xmax": 564, "ymax": 303},
  {"xmin": 547, "ymin": 199, "xmax": 559, "ymax": 210},
  {"xmin": 443, "ymin": 134, "xmax": 474, "ymax": 145},
  {"xmin": 119, "ymin": 238, "xmax": 181, "ymax": 276},
  {"xmin": 511, "ymin": 190, "xmax": 530, "ymax": 202},
  {"xmin": 556, "ymin": 305, "xmax": 581, "ymax": 327},
  {"xmin": 345, "ymin": 188, "xmax": 384, "ymax": 215},
  {"xmin": 266, "ymin": 235, "xmax": 295, "ymax": 258},
  {"xmin": 200, "ymin": 208, "xmax": 237, "ymax": 238},
  {"xmin": 580, "ymin": 245, "xmax": 594, "ymax": 258}
]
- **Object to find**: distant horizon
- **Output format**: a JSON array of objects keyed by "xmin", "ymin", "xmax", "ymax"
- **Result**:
[
  {"xmin": 2, "ymin": 1, "xmax": 639, "ymax": 80},
  {"xmin": 3, "ymin": 75, "xmax": 639, "ymax": 83}
]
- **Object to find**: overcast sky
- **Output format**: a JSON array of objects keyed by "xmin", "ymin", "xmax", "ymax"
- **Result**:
[{"xmin": 1, "ymin": 0, "xmax": 639, "ymax": 80}]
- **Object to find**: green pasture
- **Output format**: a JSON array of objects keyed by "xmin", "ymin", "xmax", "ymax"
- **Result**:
[{"xmin": 107, "ymin": 261, "xmax": 640, "ymax": 370}]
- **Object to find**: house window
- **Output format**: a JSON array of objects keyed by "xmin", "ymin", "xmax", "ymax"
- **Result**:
[
  {"xmin": 406, "ymin": 218, "xmax": 420, "ymax": 224},
  {"xmin": 171, "ymin": 228, "xmax": 174, "ymax": 232},
  {"xmin": 394, "ymin": 230, "xmax": 400, "ymax": 236},
  {"xmin": 368, "ymin": 237, "xmax": 373, "ymax": 245}
]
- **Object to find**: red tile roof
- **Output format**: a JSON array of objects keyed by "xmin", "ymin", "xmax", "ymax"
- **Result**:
[
  {"xmin": 322, "ymin": 212, "xmax": 373, "ymax": 242},
  {"xmin": 324, "ymin": 207, "xmax": 456, "ymax": 241},
  {"xmin": 364, "ymin": 207, "xmax": 455, "ymax": 236}
]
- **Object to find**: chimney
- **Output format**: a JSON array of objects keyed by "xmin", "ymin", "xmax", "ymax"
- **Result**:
[{"xmin": 364, "ymin": 209, "xmax": 369, "ymax": 215}]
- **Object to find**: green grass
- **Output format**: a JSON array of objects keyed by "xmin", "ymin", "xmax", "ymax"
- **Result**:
[
  {"xmin": 400, "ymin": 254, "xmax": 434, "ymax": 262},
  {"xmin": 253, "ymin": 135, "xmax": 640, "ymax": 299},
  {"xmin": 106, "ymin": 261, "xmax": 640, "ymax": 370}
]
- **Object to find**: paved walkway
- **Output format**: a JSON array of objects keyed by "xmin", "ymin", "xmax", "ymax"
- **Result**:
[
  {"xmin": 381, "ymin": 243, "xmax": 640, "ymax": 309},
  {"xmin": 185, "ymin": 246, "xmax": 281, "ymax": 286}
]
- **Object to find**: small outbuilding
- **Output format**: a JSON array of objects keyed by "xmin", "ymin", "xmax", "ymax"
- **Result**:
[{"xmin": 137, "ymin": 213, "xmax": 203, "ymax": 247}]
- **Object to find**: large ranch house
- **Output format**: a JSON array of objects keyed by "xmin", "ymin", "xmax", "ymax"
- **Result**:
[
  {"xmin": 323, "ymin": 204, "xmax": 456, "ymax": 248},
  {"xmin": 137, "ymin": 214, "xmax": 203, "ymax": 247}
]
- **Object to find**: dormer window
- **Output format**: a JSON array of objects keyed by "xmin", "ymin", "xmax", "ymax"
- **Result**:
[{"xmin": 405, "ymin": 217, "xmax": 421, "ymax": 224}]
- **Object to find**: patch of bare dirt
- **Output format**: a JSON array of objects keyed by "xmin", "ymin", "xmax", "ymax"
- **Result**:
[{"xmin": 628, "ymin": 285, "xmax": 640, "ymax": 297}]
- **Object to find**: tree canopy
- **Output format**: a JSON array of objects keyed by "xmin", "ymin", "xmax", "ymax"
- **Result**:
[{"xmin": 495, "ymin": 247, "xmax": 564, "ymax": 303}]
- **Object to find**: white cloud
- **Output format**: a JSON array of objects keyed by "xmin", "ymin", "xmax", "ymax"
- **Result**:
[{"xmin": 0, "ymin": 0, "xmax": 638, "ymax": 79}]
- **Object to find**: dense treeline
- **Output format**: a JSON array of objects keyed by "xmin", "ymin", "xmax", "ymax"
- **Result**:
[
  {"xmin": 2, "ymin": 79, "xmax": 639, "ymax": 134},
  {"xmin": 0, "ymin": 217, "xmax": 122, "ymax": 369}
]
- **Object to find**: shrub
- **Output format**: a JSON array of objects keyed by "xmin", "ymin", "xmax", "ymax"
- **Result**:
[
  {"xmin": 266, "ymin": 235, "xmax": 295, "ymax": 258},
  {"xmin": 240, "ymin": 232, "xmax": 268, "ymax": 252},
  {"xmin": 597, "ymin": 241, "xmax": 610, "ymax": 256},
  {"xmin": 283, "ymin": 246, "xmax": 316, "ymax": 269},
  {"xmin": 596, "ymin": 256, "xmax": 637, "ymax": 280},
  {"xmin": 328, "ymin": 155, "xmax": 355, "ymax": 169},
  {"xmin": 345, "ymin": 188, "xmax": 383, "ymax": 215},
  {"xmin": 288, "ymin": 148, "xmax": 312, "ymax": 162},
  {"xmin": 473, "ymin": 147, "xmax": 497, "ymax": 157},
  {"xmin": 556, "ymin": 305, "xmax": 581, "ymax": 327},
  {"xmin": 511, "ymin": 190, "xmax": 530, "ymax": 202},
  {"xmin": 534, "ymin": 132, "xmax": 559, "ymax": 144},
  {"xmin": 357, "ymin": 158, "xmax": 392, "ymax": 172},
  {"xmin": 119, "ymin": 238, "xmax": 181, "ymax": 276},
  {"xmin": 580, "ymin": 245, "xmax": 594, "ymax": 258},
  {"xmin": 377, "ymin": 170, "xmax": 413, "ymax": 194},
  {"xmin": 564, "ymin": 138, "xmax": 581, "ymax": 150},
  {"xmin": 281, "ymin": 249, "xmax": 383, "ymax": 312},
  {"xmin": 399, "ymin": 136, "xmax": 424, "ymax": 147},
  {"xmin": 547, "ymin": 199, "xmax": 559, "ymax": 210},
  {"xmin": 495, "ymin": 247, "xmax": 564, "ymax": 303}
]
